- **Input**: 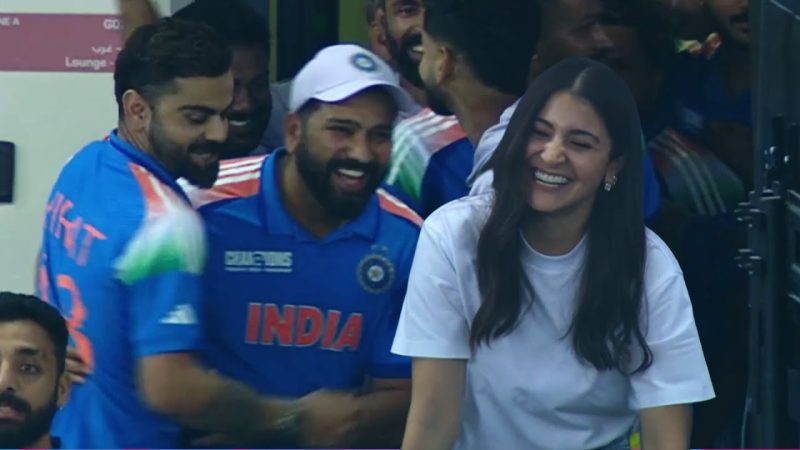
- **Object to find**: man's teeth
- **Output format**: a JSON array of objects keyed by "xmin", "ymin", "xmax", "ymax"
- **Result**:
[
  {"xmin": 534, "ymin": 170, "xmax": 568, "ymax": 185},
  {"xmin": 0, "ymin": 406, "xmax": 21, "ymax": 418},
  {"xmin": 337, "ymin": 168, "xmax": 365, "ymax": 179},
  {"xmin": 229, "ymin": 119, "xmax": 250, "ymax": 127},
  {"xmin": 412, "ymin": 45, "xmax": 423, "ymax": 53}
]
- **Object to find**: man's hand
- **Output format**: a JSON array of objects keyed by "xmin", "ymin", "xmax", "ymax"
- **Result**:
[
  {"xmin": 297, "ymin": 389, "xmax": 361, "ymax": 448},
  {"xmin": 195, "ymin": 390, "xmax": 361, "ymax": 448},
  {"xmin": 116, "ymin": 0, "xmax": 159, "ymax": 39},
  {"xmin": 66, "ymin": 347, "xmax": 91, "ymax": 383}
]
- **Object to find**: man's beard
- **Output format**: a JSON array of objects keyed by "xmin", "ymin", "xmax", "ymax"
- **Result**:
[
  {"xmin": 0, "ymin": 389, "xmax": 59, "ymax": 448},
  {"xmin": 294, "ymin": 140, "xmax": 386, "ymax": 220},
  {"xmin": 385, "ymin": 28, "xmax": 424, "ymax": 89},
  {"xmin": 149, "ymin": 118, "xmax": 222, "ymax": 188},
  {"xmin": 423, "ymin": 84, "xmax": 453, "ymax": 116}
]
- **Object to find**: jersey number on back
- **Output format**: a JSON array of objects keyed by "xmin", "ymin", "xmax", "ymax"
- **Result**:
[{"xmin": 38, "ymin": 264, "xmax": 95, "ymax": 372}]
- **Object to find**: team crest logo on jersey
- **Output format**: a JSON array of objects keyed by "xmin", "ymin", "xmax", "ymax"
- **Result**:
[
  {"xmin": 357, "ymin": 251, "xmax": 395, "ymax": 294},
  {"xmin": 351, "ymin": 53, "xmax": 378, "ymax": 72}
]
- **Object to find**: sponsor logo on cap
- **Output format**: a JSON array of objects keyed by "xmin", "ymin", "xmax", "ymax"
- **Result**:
[{"xmin": 351, "ymin": 52, "xmax": 378, "ymax": 72}]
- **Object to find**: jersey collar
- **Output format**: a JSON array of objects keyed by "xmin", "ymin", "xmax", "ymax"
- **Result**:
[
  {"xmin": 260, "ymin": 148, "xmax": 380, "ymax": 242},
  {"xmin": 108, "ymin": 130, "xmax": 190, "ymax": 204}
]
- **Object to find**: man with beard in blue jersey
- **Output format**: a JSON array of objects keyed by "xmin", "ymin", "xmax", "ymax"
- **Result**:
[
  {"xmin": 41, "ymin": 19, "xmax": 339, "ymax": 449},
  {"xmin": 187, "ymin": 44, "xmax": 421, "ymax": 449}
]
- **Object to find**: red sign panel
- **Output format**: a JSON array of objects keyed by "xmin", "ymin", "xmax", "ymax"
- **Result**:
[{"xmin": 0, "ymin": 14, "xmax": 123, "ymax": 73}]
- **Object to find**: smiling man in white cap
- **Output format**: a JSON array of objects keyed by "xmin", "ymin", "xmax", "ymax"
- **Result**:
[{"xmin": 185, "ymin": 44, "xmax": 421, "ymax": 448}]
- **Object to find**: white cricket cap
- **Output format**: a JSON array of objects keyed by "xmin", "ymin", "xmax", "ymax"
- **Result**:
[{"xmin": 289, "ymin": 44, "xmax": 417, "ymax": 116}]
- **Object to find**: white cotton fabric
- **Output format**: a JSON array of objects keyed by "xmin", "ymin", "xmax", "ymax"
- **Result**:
[{"xmin": 392, "ymin": 194, "xmax": 715, "ymax": 450}]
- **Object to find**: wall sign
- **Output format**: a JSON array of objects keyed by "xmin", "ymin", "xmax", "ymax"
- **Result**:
[{"xmin": 0, "ymin": 14, "xmax": 122, "ymax": 73}]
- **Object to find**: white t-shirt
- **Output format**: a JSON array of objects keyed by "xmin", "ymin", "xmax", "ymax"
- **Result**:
[
  {"xmin": 469, "ymin": 169, "xmax": 494, "ymax": 195},
  {"xmin": 392, "ymin": 194, "xmax": 715, "ymax": 450}
]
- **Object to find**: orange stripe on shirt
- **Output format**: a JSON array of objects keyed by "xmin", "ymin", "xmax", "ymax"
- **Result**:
[
  {"xmin": 430, "ymin": 125, "xmax": 468, "ymax": 152},
  {"xmin": 219, "ymin": 155, "xmax": 267, "ymax": 172},
  {"xmin": 186, "ymin": 156, "xmax": 265, "ymax": 209},
  {"xmin": 129, "ymin": 163, "xmax": 167, "ymax": 215},
  {"xmin": 377, "ymin": 188, "xmax": 423, "ymax": 226},
  {"xmin": 190, "ymin": 174, "xmax": 261, "ymax": 209}
]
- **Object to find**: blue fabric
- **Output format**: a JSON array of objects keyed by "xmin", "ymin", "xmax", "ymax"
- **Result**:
[
  {"xmin": 40, "ymin": 131, "xmax": 204, "ymax": 448},
  {"xmin": 665, "ymin": 49, "xmax": 752, "ymax": 138},
  {"xmin": 198, "ymin": 150, "xmax": 419, "ymax": 397},
  {"xmin": 642, "ymin": 147, "xmax": 662, "ymax": 222},
  {"xmin": 419, "ymin": 137, "xmax": 474, "ymax": 217}
]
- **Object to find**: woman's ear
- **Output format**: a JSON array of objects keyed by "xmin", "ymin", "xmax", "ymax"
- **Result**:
[{"xmin": 605, "ymin": 157, "xmax": 625, "ymax": 184}]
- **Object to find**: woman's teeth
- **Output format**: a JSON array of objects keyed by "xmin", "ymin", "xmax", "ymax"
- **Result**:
[{"xmin": 534, "ymin": 170, "xmax": 568, "ymax": 185}]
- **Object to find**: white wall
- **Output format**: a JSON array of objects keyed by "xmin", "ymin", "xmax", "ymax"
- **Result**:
[{"xmin": 0, "ymin": 0, "xmax": 174, "ymax": 293}]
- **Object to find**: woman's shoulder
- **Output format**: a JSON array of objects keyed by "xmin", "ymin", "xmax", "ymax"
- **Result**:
[
  {"xmin": 422, "ymin": 193, "xmax": 494, "ymax": 251},
  {"xmin": 644, "ymin": 228, "xmax": 684, "ymax": 285},
  {"xmin": 426, "ymin": 193, "xmax": 493, "ymax": 229}
]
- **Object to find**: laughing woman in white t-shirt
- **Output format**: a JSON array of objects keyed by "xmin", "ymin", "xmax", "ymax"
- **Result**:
[{"xmin": 392, "ymin": 57, "xmax": 715, "ymax": 450}]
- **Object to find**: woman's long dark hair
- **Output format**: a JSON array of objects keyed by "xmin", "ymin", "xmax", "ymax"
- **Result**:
[{"xmin": 472, "ymin": 58, "xmax": 652, "ymax": 374}]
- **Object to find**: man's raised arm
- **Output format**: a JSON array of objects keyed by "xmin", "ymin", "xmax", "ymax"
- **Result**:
[{"xmin": 117, "ymin": 0, "xmax": 159, "ymax": 40}]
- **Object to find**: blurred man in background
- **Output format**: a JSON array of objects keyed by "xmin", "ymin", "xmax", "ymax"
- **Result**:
[
  {"xmin": 670, "ymin": 0, "xmax": 753, "ymax": 189},
  {"xmin": 371, "ymin": 0, "xmax": 473, "ymax": 216},
  {"xmin": 529, "ymin": 0, "xmax": 613, "ymax": 79},
  {"xmin": 117, "ymin": 0, "xmax": 272, "ymax": 157},
  {"xmin": 654, "ymin": 0, "xmax": 716, "ymax": 41},
  {"xmin": 372, "ymin": 0, "xmax": 426, "ymax": 105}
]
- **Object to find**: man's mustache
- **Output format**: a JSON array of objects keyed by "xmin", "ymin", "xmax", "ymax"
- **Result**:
[
  {"xmin": 188, "ymin": 141, "xmax": 225, "ymax": 156},
  {"xmin": 0, "ymin": 391, "xmax": 31, "ymax": 417}
]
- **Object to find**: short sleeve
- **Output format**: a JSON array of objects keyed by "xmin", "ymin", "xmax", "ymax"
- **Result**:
[
  {"xmin": 628, "ymin": 272, "xmax": 716, "ymax": 409},
  {"xmin": 115, "ymin": 208, "xmax": 206, "ymax": 358},
  {"xmin": 391, "ymin": 220, "xmax": 471, "ymax": 359},
  {"xmin": 469, "ymin": 170, "xmax": 493, "ymax": 195}
]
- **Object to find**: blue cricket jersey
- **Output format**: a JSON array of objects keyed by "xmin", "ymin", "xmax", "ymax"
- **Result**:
[
  {"xmin": 384, "ymin": 108, "xmax": 471, "ymax": 218},
  {"xmin": 419, "ymin": 137, "xmax": 474, "ymax": 217},
  {"xmin": 36, "ymin": 131, "xmax": 207, "ymax": 448},
  {"xmin": 665, "ymin": 47, "xmax": 752, "ymax": 137},
  {"xmin": 190, "ymin": 149, "xmax": 419, "ymax": 397},
  {"xmin": 642, "ymin": 140, "xmax": 663, "ymax": 222}
]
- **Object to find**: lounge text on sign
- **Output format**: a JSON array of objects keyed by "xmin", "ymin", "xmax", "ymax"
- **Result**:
[{"xmin": 0, "ymin": 14, "xmax": 123, "ymax": 73}]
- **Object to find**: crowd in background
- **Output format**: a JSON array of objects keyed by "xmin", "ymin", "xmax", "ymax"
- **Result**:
[{"xmin": 0, "ymin": 0, "xmax": 754, "ymax": 448}]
